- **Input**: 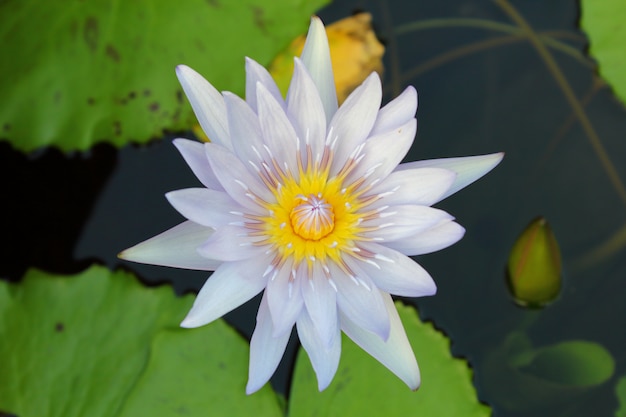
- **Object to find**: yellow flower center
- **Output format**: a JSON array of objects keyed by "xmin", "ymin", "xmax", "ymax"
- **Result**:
[
  {"xmin": 246, "ymin": 141, "xmax": 377, "ymax": 269},
  {"xmin": 289, "ymin": 194, "xmax": 335, "ymax": 240},
  {"xmin": 246, "ymin": 143, "xmax": 383, "ymax": 271},
  {"xmin": 262, "ymin": 171, "xmax": 361, "ymax": 266}
]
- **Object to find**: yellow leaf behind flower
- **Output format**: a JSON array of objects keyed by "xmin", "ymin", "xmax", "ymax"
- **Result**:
[{"xmin": 270, "ymin": 12, "xmax": 385, "ymax": 103}]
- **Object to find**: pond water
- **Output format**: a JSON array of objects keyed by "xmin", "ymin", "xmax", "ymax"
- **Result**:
[{"xmin": 2, "ymin": 0, "xmax": 625, "ymax": 416}]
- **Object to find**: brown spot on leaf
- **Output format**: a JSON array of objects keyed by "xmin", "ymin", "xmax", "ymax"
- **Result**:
[
  {"xmin": 206, "ymin": 0, "xmax": 221, "ymax": 6},
  {"xmin": 176, "ymin": 90, "xmax": 183, "ymax": 104},
  {"xmin": 105, "ymin": 44, "xmax": 120, "ymax": 62},
  {"xmin": 143, "ymin": 89, "xmax": 151, "ymax": 97},
  {"xmin": 83, "ymin": 17, "xmax": 99, "ymax": 51},
  {"xmin": 3, "ymin": 123, "xmax": 10, "ymax": 132},
  {"xmin": 87, "ymin": 97, "xmax": 95, "ymax": 105},
  {"xmin": 149, "ymin": 102, "xmax": 160, "ymax": 112},
  {"xmin": 113, "ymin": 121, "xmax": 122, "ymax": 136},
  {"xmin": 250, "ymin": 6, "xmax": 267, "ymax": 34},
  {"xmin": 53, "ymin": 91, "xmax": 62, "ymax": 104},
  {"xmin": 128, "ymin": 91, "xmax": 137, "ymax": 99},
  {"xmin": 55, "ymin": 322, "xmax": 65, "ymax": 332}
]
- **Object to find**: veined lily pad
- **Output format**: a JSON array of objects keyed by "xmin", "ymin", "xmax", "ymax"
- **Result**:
[
  {"xmin": 0, "ymin": 0, "xmax": 328, "ymax": 152},
  {"xmin": 0, "ymin": 266, "xmax": 283, "ymax": 417},
  {"xmin": 288, "ymin": 302, "xmax": 490, "ymax": 417}
]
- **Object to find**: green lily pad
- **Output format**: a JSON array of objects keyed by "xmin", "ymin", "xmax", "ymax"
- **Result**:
[
  {"xmin": 0, "ymin": 266, "xmax": 282, "ymax": 417},
  {"xmin": 287, "ymin": 302, "xmax": 490, "ymax": 417},
  {"xmin": 520, "ymin": 339, "xmax": 615, "ymax": 386},
  {"xmin": 482, "ymin": 332, "xmax": 614, "ymax": 412},
  {"xmin": 580, "ymin": 0, "xmax": 626, "ymax": 105},
  {"xmin": 0, "ymin": 0, "xmax": 327, "ymax": 152},
  {"xmin": 616, "ymin": 375, "xmax": 626, "ymax": 417}
]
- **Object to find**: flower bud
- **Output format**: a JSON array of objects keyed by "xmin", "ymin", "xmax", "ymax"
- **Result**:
[{"xmin": 506, "ymin": 217, "xmax": 562, "ymax": 307}]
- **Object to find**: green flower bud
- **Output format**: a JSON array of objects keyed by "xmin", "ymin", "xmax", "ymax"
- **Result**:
[{"xmin": 506, "ymin": 217, "xmax": 562, "ymax": 308}]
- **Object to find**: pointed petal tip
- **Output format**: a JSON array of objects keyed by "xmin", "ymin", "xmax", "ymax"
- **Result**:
[
  {"xmin": 410, "ymin": 377, "xmax": 421, "ymax": 391},
  {"xmin": 317, "ymin": 378, "xmax": 332, "ymax": 392},
  {"xmin": 180, "ymin": 315, "xmax": 200, "ymax": 328},
  {"xmin": 116, "ymin": 244, "xmax": 144, "ymax": 263},
  {"xmin": 245, "ymin": 383, "xmax": 259, "ymax": 395},
  {"xmin": 175, "ymin": 64, "xmax": 192, "ymax": 77},
  {"xmin": 301, "ymin": 14, "xmax": 337, "ymax": 120},
  {"xmin": 402, "ymin": 151, "xmax": 505, "ymax": 201},
  {"xmin": 172, "ymin": 137, "xmax": 193, "ymax": 149},
  {"xmin": 487, "ymin": 151, "xmax": 505, "ymax": 166},
  {"xmin": 245, "ymin": 364, "xmax": 273, "ymax": 394},
  {"xmin": 309, "ymin": 15, "xmax": 325, "ymax": 29}
]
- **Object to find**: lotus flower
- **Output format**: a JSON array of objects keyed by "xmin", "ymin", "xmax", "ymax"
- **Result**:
[{"xmin": 120, "ymin": 16, "xmax": 503, "ymax": 394}]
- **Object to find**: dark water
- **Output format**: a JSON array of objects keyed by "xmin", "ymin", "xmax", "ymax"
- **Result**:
[{"xmin": 2, "ymin": 0, "xmax": 625, "ymax": 415}]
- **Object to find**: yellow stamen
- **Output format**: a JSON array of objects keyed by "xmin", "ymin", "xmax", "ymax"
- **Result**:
[
  {"xmin": 290, "ymin": 194, "xmax": 335, "ymax": 240},
  {"xmin": 258, "ymin": 147, "xmax": 368, "ymax": 266}
]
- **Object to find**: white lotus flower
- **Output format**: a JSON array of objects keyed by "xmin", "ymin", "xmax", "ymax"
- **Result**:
[{"xmin": 120, "ymin": 17, "xmax": 502, "ymax": 394}]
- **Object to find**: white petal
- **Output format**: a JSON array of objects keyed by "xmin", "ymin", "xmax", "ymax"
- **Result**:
[
  {"xmin": 118, "ymin": 221, "xmax": 220, "ymax": 271},
  {"xmin": 296, "ymin": 308, "xmax": 341, "ymax": 391},
  {"xmin": 349, "ymin": 242, "xmax": 437, "ymax": 297},
  {"xmin": 245, "ymin": 57, "xmax": 285, "ymax": 112},
  {"xmin": 256, "ymin": 82, "xmax": 299, "ymax": 174},
  {"xmin": 180, "ymin": 256, "xmax": 269, "ymax": 327},
  {"xmin": 205, "ymin": 143, "xmax": 273, "ymax": 213},
  {"xmin": 165, "ymin": 188, "xmax": 242, "ymax": 228},
  {"xmin": 173, "ymin": 139, "xmax": 223, "ymax": 191},
  {"xmin": 344, "ymin": 118, "xmax": 416, "ymax": 187},
  {"xmin": 301, "ymin": 262, "xmax": 338, "ymax": 348},
  {"xmin": 266, "ymin": 260, "xmax": 304, "ymax": 338},
  {"xmin": 300, "ymin": 16, "xmax": 338, "ymax": 121},
  {"xmin": 386, "ymin": 220, "xmax": 466, "ymax": 256},
  {"xmin": 286, "ymin": 59, "xmax": 327, "ymax": 164},
  {"xmin": 330, "ymin": 261, "xmax": 390, "ymax": 341},
  {"xmin": 340, "ymin": 294, "xmax": 420, "ymax": 390},
  {"xmin": 362, "ymin": 205, "xmax": 453, "ymax": 242},
  {"xmin": 329, "ymin": 72, "xmax": 382, "ymax": 175},
  {"xmin": 370, "ymin": 86, "xmax": 418, "ymax": 136},
  {"xmin": 175, "ymin": 65, "xmax": 231, "ymax": 149},
  {"xmin": 397, "ymin": 152, "xmax": 504, "ymax": 202},
  {"xmin": 365, "ymin": 168, "xmax": 456, "ymax": 209},
  {"xmin": 246, "ymin": 292, "xmax": 290, "ymax": 394},
  {"xmin": 223, "ymin": 92, "xmax": 267, "ymax": 171},
  {"xmin": 197, "ymin": 225, "xmax": 266, "ymax": 261}
]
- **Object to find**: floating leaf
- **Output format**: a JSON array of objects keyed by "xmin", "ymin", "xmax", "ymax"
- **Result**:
[
  {"xmin": 521, "ymin": 340, "xmax": 615, "ymax": 386},
  {"xmin": 482, "ymin": 332, "xmax": 614, "ymax": 412},
  {"xmin": 506, "ymin": 217, "xmax": 562, "ymax": 307},
  {"xmin": 580, "ymin": 0, "xmax": 626, "ymax": 105},
  {"xmin": 0, "ymin": 266, "xmax": 282, "ymax": 417},
  {"xmin": 288, "ymin": 302, "xmax": 490, "ymax": 417},
  {"xmin": 0, "ymin": 0, "xmax": 328, "ymax": 152}
]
